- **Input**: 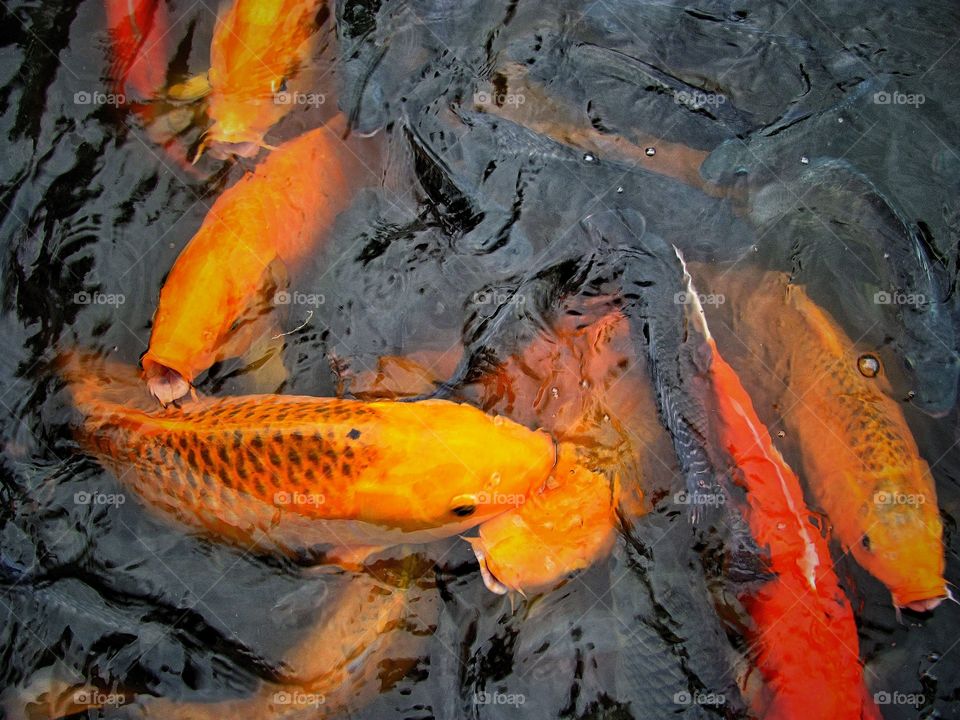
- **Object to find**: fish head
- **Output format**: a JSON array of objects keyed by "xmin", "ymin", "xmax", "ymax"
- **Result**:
[
  {"xmin": 853, "ymin": 463, "xmax": 946, "ymax": 612},
  {"xmin": 467, "ymin": 446, "xmax": 620, "ymax": 594},
  {"xmin": 902, "ymin": 346, "xmax": 960, "ymax": 417}
]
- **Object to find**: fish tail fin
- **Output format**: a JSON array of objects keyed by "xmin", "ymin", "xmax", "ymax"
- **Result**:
[{"xmin": 56, "ymin": 349, "xmax": 151, "ymax": 415}]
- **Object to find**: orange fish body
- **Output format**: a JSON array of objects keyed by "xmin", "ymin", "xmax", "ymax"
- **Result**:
[
  {"xmin": 779, "ymin": 283, "xmax": 945, "ymax": 611},
  {"xmin": 203, "ymin": 0, "xmax": 326, "ymax": 156},
  {"xmin": 680, "ymin": 260, "xmax": 877, "ymax": 719},
  {"xmin": 65, "ymin": 354, "xmax": 557, "ymax": 555},
  {"xmin": 105, "ymin": 0, "xmax": 169, "ymax": 99},
  {"xmin": 142, "ymin": 118, "xmax": 360, "ymax": 403},
  {"xmin": 694, "ymin": 264, "xmax": 946, "ymax": 612},
  {"xmin": 468, "ymin": 443, "xmax": 620, "ymax": 595}
]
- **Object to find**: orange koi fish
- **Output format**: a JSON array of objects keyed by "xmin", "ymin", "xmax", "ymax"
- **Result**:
[
  {"xmin": 468, "ymin": 443, "xmax": 620, "ymax": 595},
  {"xmin": 142, "ymin": 116, "xmax": 370, "ymax": 404},
  {"xmin": 679, "ymin": 256, "xmax": 879, "ymax": 719},
  {"xmin": 693, "ymin": 264, "xmax": 947, "ymax": 613},
  {"xmin": 65, "ymin": 352, "xmax": 556, "ymax": 555},
  {"xmin": 105, "ymin": 0, "xmax": 169, "ymax": 99},
  {"xmin": 171, "ymin": 0, "xmax": 327, "ymax": 158}
]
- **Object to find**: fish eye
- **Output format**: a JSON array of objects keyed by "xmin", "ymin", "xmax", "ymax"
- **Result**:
[
  {"xmin": 449, "ymin": 494, "xmax": 478, "ymax": 517},
  {"xmin": 857, "ymin": 354, "xmax": 881, "ymax": 378},
  {"xmin": 861, "ymin": 535, "xmax": 872, "ymax": 551}
]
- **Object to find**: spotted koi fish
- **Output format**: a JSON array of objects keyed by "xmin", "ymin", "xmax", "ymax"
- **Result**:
[{"xmin": 65, "ymin": 352, "xmax": 556, "ymax": 557}]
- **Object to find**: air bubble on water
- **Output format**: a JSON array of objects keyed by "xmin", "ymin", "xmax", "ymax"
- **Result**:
[
  {"xmin": 551, "ymin": 387, "xmax": 559, "ymax": 399},
  {"xmin": 490, "ymin": 471, "xmax": 501, "ymax": 487},
  {"xmin": 838, "ymin": 117, "xmax": 844, "ymax": 123},
  {"xmin": 512, "ymin": 515, "xmax": 524, "ymax": 528},
  {"xmin": 800, "ymin": 156, "xmax": 809, "ymax": 164},
  {"xmin": 546, "ymin": 475, "xmax": 560, "ymax": 490},
  {"xmin": 777, "ymin": 430, "xmax": 785, "ymax": 439},
  {"xmin": 644, "ymin": 147, "xmax": 656, "ymax": 157},
  {"xmin": 603, "ymin": 414, "xmax": 610, "ymax": 422},
  {"xmin": 616, "ymin": 186, "xmax": 624, "ymax": 193},
  {"xmin": 493, "ymin": 415, "xmax": 504, "ymax": 426},
  {"xmin": 583, "ymin": 153, "xmax": 598, "ymax": 164},
  {"xmin": 545, "ymin": 557, "xmax": 556, "ymax": 571},
  {"xmin": 776, "ymin": 522, "xmax": 787, "ymax": 530},
  {"xmin": 580, "ymin": 380, "xmax": 589, "ymax": 389}
]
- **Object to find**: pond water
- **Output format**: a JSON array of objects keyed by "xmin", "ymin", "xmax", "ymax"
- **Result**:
[{"xmin": 1, "ymin": 1, "xmax": 959, "ymax": 718}]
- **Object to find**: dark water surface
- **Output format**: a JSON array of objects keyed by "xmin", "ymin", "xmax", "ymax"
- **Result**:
[{"xmin": 1, "ymin": 1, "xmax": 960, "ymax": 718}]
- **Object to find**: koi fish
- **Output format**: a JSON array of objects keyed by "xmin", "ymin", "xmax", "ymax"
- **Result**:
[
  {"xmin": 64, "ymin": 352, "xmax": 557, "ymax": 556},
  {"xmin": 105, "ymin": 0, "xmax": 169, "ymax": 99},
  {"xmin": 678, "ymin": 255, "xmax": 879, "ymax": 719},
  {"xmin": 691, "ymin": 264, "xmax": 947, "ymax": 613},
  {"xmin": 170, "ymin": 0, "xmax": 327, "ymax": 158},
  {"xmin": 142, "ymin": 116, "xmax": 369, "ymax": 405},
  {"xmin": 468, "ymin": 443, "xmax": 620, "ymax": 595}
]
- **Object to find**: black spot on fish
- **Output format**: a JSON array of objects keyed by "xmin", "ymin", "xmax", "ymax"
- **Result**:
[
  {"xmin": 218, "ymin": 467, "xmax": 234, "ymax": 488},
  {"xmin": 200, "ymin": 447, "xmax": 213, "ymax": 466},
  {"xmin": 288, "ymin": 448, "xmax": 302, "ymax": 466},
  {"xmin": 348, "ymin": 428, "xmax": 361, "ymax": 440},
  {"xmin": 322, "ymin": 463, "xmax": 333, "ymax": 479},
  {"xmin": 304, "ymin": 468, "xmax": 316, "ymax": 483},
  {"xmin": 273, "ymin": 431, "xmax": 283, "ymax": 445},
  {"xmin": 269, "ymin": 450, "xmax": 282, "ymax": 466},
  {"xmin": 341, "ymin": 463, "xmax": 351, "ymax": 476},
  {"xmin": 186, "ymin": 449, "xmax": 197, "ymax": 467},
  {"xmin": 254, "ymin": 479, "xmax": 266, "ymax": 495},
  {"xmin": 291, "ymin": 431, "xmax": 303, "ymax": 443},
  {"xmin": 217, "ymin": 445, "xmax": 230, "ymax": 464},
  {"xmin": 344, "ymin": 447, "xmax": 354, "ymax": 460},
  {"xmin": 233, "ymin": 430, "xmax": 243, "ymax": 448},
  {"xmin": 251, "ymin": 435, "xmax": 264, "ymax": 449},
  {"xmin": 307, "ymin": 449, "xmax": 320, "ymax": 464}
]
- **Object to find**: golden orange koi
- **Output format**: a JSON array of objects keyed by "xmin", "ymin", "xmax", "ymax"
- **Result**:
[
  {"xmin": 173, "ymin": 0, "xmax": 327, "ymax": 158},
  {"xmin": 142, "ymin": 116, "xmax": 372, "ymax": 404},
  {"xmin": 468, "ymin": 443, "xmax": 620, "ymax": 595},
  {"xmin": 692, "ymin": 263, "xmax": 946, "ymax": 612},
  {"xmin": 64, "ymin": 352, "xmax": 557, "ymax": 556}
]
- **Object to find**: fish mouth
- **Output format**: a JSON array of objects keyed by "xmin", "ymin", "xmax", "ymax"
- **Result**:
[
  {"xmin": 467, "ymin": 538, "xmax": 509, "ymax": 595},
  {"xmin": 141, "ymin": 356, "xmax": 192, "ymax": 405},
  {"xmin": 894, "ymin": 587, "xmax": 947, "ymax": 613}
]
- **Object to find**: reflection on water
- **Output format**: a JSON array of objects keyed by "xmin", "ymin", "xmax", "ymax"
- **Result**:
[{"xmin": 1, "ymin": 0, "xmax": 959, "ymax": 718}]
